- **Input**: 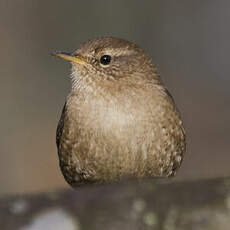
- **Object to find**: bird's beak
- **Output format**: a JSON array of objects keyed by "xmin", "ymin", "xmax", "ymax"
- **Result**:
[{"xmin": 52, "ymin": 51, "xmax": 87, "ymax": 65}]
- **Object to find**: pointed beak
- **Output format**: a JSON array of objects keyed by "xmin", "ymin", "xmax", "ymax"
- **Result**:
[{"xmin": 51, "ymin": 51, "xmax": 87, "ymax": 65}]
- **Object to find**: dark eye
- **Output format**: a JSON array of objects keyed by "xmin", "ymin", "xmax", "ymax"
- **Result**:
[{"xmin": 100, "ymin": 55, "xmax": 111, "ymax": 65}]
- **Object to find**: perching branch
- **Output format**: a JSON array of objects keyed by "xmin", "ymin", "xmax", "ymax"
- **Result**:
[{"xmin": 1, "ymin": 177, "xmax": 230, "ymax": 230}]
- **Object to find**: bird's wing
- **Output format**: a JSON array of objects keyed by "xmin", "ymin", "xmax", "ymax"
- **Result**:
[{"xmin": 56, "ymin": 102, "xmax": 67, "ymax": 149}]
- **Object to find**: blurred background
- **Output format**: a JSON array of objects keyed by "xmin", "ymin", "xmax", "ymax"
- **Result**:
[{"xmin": 0, "ymin": 0, "xmax": 229, "ymax": 196}]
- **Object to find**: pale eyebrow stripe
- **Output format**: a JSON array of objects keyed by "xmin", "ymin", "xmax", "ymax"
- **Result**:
[{"xmin": 98, "ymin": 48, "xmax": 135, "ymax": 56}]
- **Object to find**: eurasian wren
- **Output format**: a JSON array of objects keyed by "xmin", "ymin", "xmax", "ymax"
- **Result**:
[{"xmin": 53, "ymin": 37, "xmax": 186, "ymax": 187}]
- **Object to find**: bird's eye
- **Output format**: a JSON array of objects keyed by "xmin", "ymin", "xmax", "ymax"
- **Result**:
[{"xmin": 100, "ymin": 55, "xmax": 111, "ymax": 66}]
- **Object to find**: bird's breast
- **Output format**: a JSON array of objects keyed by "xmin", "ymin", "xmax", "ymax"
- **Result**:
[
  {"xmin": 68, "ymin": 93, "xmax": 139, "ymax": 140},
  {"xmin": 61, "ymin": 88, "xmax": 185, "ymax": 182}
]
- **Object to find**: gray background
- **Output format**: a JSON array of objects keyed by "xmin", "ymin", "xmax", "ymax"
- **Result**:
[{"xmin": 0, "ymin": 0, "xmax": 229, "ymax": 195}]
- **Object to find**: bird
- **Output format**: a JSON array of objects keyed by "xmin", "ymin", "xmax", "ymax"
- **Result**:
[{"xmin": 53, "ymin": 37, "xmax": 186, "ymax": 187}]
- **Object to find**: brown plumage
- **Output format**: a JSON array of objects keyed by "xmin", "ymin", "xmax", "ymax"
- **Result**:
[{"xmin": 53, "ymin": 37, "xmax": 186, "ymax": 187}]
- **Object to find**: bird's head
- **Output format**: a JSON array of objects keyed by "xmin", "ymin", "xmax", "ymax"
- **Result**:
[{"xmin": 53, "ymin": 37, "xmax": 160, "ymax": 90}]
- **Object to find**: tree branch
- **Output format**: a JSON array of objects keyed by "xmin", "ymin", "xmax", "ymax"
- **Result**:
[{"xmin": 1, "ymin": 177, "xmax": 230, "ymax": 229}]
